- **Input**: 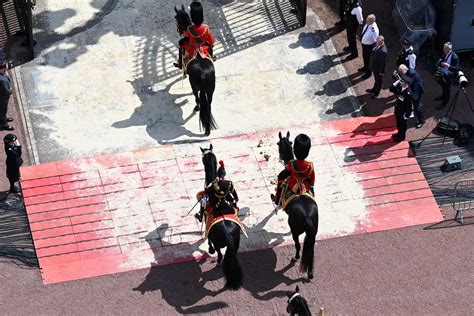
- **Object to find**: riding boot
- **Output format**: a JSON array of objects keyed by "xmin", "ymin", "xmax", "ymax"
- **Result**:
[
  {"xmin": 174, "ymin": 48, "xmax": 184, "ymax": 69},
  {"xmin": 195, "ymin": 205, "xmax": 204, "ymax": 222},
  {"xmin": 208, "ymin": 46, "xmax": 216, "ymax": 61}
]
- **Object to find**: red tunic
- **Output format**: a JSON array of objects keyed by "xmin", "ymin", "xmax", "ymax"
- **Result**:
[
  {"xmin": 286, "ymin": 160, "xmax": 315, "ymax": 194},
  {"xmin": 181, "ymin": 24, "xmax": 215, "ymax": 58}
]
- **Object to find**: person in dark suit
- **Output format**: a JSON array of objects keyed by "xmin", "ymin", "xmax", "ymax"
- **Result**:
[
  {"xmin": 389, "ymin": 79, "xmax": 413, "ymax": 142},
  {"xmin": 398, "ymin": 64, "xmax": 425, "ymax": 128},
  {"xmin": 343, "ymin": 0, "xmax": 363, "ymax": 59},
  {"xmin": 4, "ymin": 134, "xmax": 23, "ymax": 193},
  {"xmin": 0, "ymin": 62, "xmax": 14, "ymax": 131},
  {"xmin": 435, "ymin": 42, "xmax": 460, "ymax": 110},
  {"xmin": 335, "ymin": 0, "xmax": 348, "ymax": 27},
  {"xmin": 367, "ymin": 35, "xmax": 388, "ymax": 99}
]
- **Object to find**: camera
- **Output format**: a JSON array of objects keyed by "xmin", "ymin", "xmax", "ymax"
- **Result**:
[{"xmin": 455, "ymin": 71, "xmax": 468, "ymax": 88}]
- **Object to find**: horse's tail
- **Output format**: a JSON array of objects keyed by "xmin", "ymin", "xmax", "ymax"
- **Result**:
[
  {"xmin": 199, "ymin": 66, "xmax": 217, "ymax": 134},
  {"xmin": 300, "ymin": 215, "xmax": 317, "ymax": 274},
  {"xmin": 223, "ymin": 229, "xmax": 242, "ymax": 290}
]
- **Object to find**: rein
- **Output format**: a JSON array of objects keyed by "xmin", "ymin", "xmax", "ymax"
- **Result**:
[{"xmin": 288, "ymin": 292, "xmax": 301, "ymax": 304}]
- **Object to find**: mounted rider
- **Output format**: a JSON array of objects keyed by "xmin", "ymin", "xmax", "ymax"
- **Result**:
[
  {"xmin": 273, "ymin": 134, "xmax": 315, "ymax": 207},
  {"xmin": 174, "ymin": 1, "xmax": 216, "ymax": 70},
  {"xmin": 195, "ymin": 160, "xmax": 239, "ymax": 222}
]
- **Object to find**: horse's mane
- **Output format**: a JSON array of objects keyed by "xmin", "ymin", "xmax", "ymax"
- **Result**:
[
  {"xmin": 175, "ymin": 6, "xmax": 192, "ymax": 35},
  {"xmin": 203, "ymin": 151, "xmax": 217, "ymax": 186},
  {"xmin": 278, "ymin": 137, "xmax": 294, "ymax": 165}
]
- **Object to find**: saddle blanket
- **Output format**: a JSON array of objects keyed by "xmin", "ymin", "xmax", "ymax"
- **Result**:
[{"xmin": 204, "ymin": 211, "xmax": 248, "ymax": 239}]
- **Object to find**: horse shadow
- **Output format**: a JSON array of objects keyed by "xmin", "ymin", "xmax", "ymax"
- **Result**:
[
  {"xmin": 133, "ymin": 223, "xmax": 227, "ymax": 314},
  {"xmin": 239, "ymin": 210, "xmax": 308, "ymax": 300},
  {"xmin": 112, "ymin": 76, "xmax": 204, "ymax": 144}
]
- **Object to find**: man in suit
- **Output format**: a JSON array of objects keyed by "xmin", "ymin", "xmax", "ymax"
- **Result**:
[
  {"xmin": 389, "ymin": 78, "xmax": 413, "ymax": 142},
  {"xmin": 335, "ymin": 0, "xmax": 348, "ymax": 28},
  {"xmin": 343, "ymin": 0, "xmax": 363, "ymax": 59},
  {"xmin": 367, "ymin": 35, "xmax": 388, "ymax": 99},
  {"xmin": 435, "ymin": 42, "xmax": 460, "ymax": 110},
  {"xmin": 0, "ymin": 62, "xmax": 14, "ymax": 131},
  {"xmin": 358, "ymin": 14, "xmax": 379, "ymax": 79},
  {"xmin": 398, "ymin": 64, "xmax": 425, "ymax": 128}
]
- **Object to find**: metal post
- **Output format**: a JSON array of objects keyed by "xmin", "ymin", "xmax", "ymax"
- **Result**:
[{"xmin": 26, "ymin": 0, "xmax": 34, "ymax": 60}]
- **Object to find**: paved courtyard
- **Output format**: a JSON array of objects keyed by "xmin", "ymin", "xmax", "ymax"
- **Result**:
[{"xmin": 17, "ymin": 0, "xmax": 357, "ymax": 163}]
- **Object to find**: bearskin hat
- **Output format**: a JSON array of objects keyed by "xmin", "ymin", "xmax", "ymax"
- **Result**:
[
  {"xmin": 217, "ymin": 160, "xmax": 226, "ymax": 178},
  {"xmin": 3, "ymin": 133, "xmax": 16, "ymax": 143},
  {"xmin": 293, "ymin": 134, "xmax": 311, "ymax": 160},
  {"xmin": 190, "ymin": 1, "xmax": 204, "ymax": 25}
]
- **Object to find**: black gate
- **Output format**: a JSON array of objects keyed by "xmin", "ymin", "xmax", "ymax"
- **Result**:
[{"xmin": 291, "ymin": 0, "xmax": 307, "ymax": 27}]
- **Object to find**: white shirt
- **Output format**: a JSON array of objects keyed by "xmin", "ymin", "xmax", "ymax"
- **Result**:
[
  {"xmin": 405, "ymin": 47, "xmax": 417, "ymax": 70},
  {"xmin": 361, "ymin": 22, "xmax": 379, "ymax": 45},
  {"xmin": 351, "ymin": 7, "xmax": 363, "ymax": 25}
]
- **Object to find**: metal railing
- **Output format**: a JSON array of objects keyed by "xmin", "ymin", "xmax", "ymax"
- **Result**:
[{"xmin": 453, "ymin": 178, "xmax": 474, "ymax": 223}]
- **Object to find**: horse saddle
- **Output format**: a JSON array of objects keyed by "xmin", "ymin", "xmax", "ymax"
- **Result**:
[
  {"xmin": 183, "ymin": 48, "xmax": 214, "ymax": 74},
  {"xmin": 204, "ymin": 207, "xmax": 248, "ymax": 239},
  {"xmin": 280, "ymin": 183, "xmax": 315, "ymax": 210}
]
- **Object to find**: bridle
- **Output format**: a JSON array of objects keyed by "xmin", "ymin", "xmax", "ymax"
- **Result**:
[{"xmin": 287, "ymin": 292, "xmax": 301, "ymax": 305}]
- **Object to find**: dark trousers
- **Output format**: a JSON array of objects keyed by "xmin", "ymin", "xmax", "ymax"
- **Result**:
[
  {"xmin": 371, "ymin": 72, "xmax": 383, "ymax": 95},
  {"xmin": 346, "ymin": 25, "xmax": 358, "ymax": 56},
  {"xmin": 0, "ymin": 100, "xmax": 9, "ymax": 126},
  {"xmin": 394, "ymin": 104, "xmax": 408, "ymax": 138},
  {"xmin": 339, "ymin": 0, "xmax": 347, "ymax": 21},
  {"xmin": 412, "ymin": 97, "xmax": 424, "ymax": 123},
  {"xmin": 8, "ymin": 178, "xmax": 16, "ymax": 192},
  {"xmin": 361, "ymin": 43, "xmax": 374, "ymax": 73},
  {"xmin": 440, "ymin": 80, "xmax": 451, "ymax": 106}
]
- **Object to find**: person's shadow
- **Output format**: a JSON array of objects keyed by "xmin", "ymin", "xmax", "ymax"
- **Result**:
[{"xmin": 133, "ymin": 223, "xmax": 228, "ymax": 314}]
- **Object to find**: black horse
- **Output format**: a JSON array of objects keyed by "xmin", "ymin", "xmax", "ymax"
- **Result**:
[
  {"xmin": 286, "ymin": 285, "xmax": 312, "ymax": 316},
  {"xmin": 174, "ymin": 6, "xmax": 217, "ymax": 136},
  {"xmin": 276, "ymin": 131, "xmax": 319, "ymax": 279},
  {"xmin": 200, "ymin": 144, "xmax": 243, "ymax": 290}
]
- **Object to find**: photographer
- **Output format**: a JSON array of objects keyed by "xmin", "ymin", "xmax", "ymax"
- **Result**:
[
  {"xmin": 397, "ymin": 64, "xmax": 425, "ymax": 128},
  {"xmin": 389, "ymin": 75, "xmax": 413, "ymax": 142},
  {"xmin": 435, "ymin": 42, "xmax": 460, "ymax": 110}
]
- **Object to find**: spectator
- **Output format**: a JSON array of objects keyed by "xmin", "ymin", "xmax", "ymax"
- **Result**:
[
  {"xmin": 367, "ymin": 35, "xmax": 388, "ymax": 99},
  {"xmin": 398, "ymin": 64, "xmax": 425, "ymax": 128},
  {"xmin": 435, "ymin": 42, "xmax": 460, "ymax": 110},
  {"xmin": 389, "ymin": 78, "xmax": 412, "ymax": 142},
  {"xmin": 396, "ymin": 38, "xmax": 416, "ymax": 70},
  {"xmin": 343, "ymin": 0, "xmax": 363, "ymax": 60},
  {"xmin": 4, "ymin": 134, "xmax": 23, "ymax": 194},
  {"xmin": 335, "ymin": 0, "xmax": 348, "ymax": 28},
  {"xmin": 0, "ymin": 62, "xmax": 14, "ymax": 131},
  {"xmin": 358, "ymin": 14, "xmax": 379, "ymax": 79}
]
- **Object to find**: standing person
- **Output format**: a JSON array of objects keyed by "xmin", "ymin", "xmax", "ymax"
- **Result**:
[
  {"xmin": 4, "ymin": 134, "xmax": 23, "ymax": 193},
  {"xmin": 435, "ymin": 42, "xmax": 460, "ymax": 110},
  {"xmin": 343, "ymin": 0, "xmax": 363, "ymax": 59},
  {"xmin": 0, "ymin": 62, "xmax": 14, "ymax": 131},
  {"xmin": 367, "ymin": 35, "xmax": 388, "ymax": 99},
  {"xmin": 358, "ymin": 14, "xmax": 379, "ymax": 79},
  {"xmin": 335, "ymin": 0, "xmax": 348, "ymax": 27},
  {"xmin": 396, "ymin": 38, "xmax": 416, "ymax": 70},
  {"xmin": 398, "ymin": 64, "xmax": 425, "ymax": 128},
  {"xmin": 389, "ymin": 79, "xmax": 413, "ymax": 142}
]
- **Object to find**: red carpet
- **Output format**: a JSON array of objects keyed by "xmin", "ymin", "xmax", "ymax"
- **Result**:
[{"xmin": 21, "ymin": 115, "xmax": 443, "ymax": 284}]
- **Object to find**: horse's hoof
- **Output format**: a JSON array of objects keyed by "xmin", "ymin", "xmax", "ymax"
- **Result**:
[
  {"xmin": 209, "ymin": 247, "xmax": 215, "ymax": 254},
  {"xmin": 291, "ymin": 256, "xmax": 299, "ymax": 262},
  {"xmin": 193, "ymin": 105, "xmax": 200, "ymax": 112},
  {"xmin": 308, "ymin": 273, "xmax": 314, "ymax": 280}
]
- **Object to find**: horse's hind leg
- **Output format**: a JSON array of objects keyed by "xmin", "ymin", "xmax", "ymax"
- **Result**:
[
  {"xmin": 208, "ymin": 240, "xmax": 215, "ymax": 254},
  {"xmin": 191, "ymin": 84, "xmax": 200, "ymax": 112},
  {"xmin": 291, "ymin": 231, "xmax": 301, "ymax": 262},
  {"xmin": 216, "ymin": 248, "xmax": 223, "ymax": 264}
]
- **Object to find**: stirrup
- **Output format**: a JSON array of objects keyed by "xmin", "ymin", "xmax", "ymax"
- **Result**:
[{"xmin": 173, "ymin": 62, "xmax": 182, "ymax": 69}]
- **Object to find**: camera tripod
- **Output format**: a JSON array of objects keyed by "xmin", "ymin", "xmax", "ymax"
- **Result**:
[{"xmin": 414, "ymin": 86, "xmax": 474, "ymax": 149}]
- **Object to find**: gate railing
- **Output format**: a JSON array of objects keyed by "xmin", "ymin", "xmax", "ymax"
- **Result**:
[{"xmin": 453, "ymin": 178, "xmax": 474, "ymax": 224}]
